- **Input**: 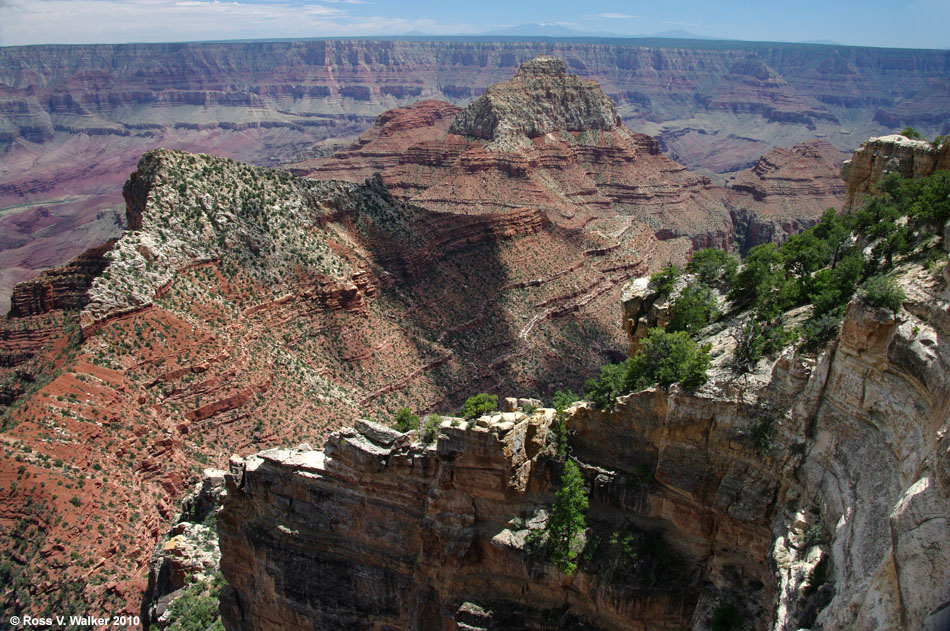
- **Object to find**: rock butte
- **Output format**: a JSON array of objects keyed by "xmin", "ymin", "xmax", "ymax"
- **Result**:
[{"xmin": 294, "ymin": 57, "xmax": 847, "ymax": 252}]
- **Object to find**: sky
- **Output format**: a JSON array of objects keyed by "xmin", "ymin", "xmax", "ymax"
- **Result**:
[{"xmin": 0, "ymin": 0, "xmax": 947, "ymax": 49}]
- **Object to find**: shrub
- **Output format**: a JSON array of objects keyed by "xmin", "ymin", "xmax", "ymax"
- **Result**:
[
  {"xmin": 900, "ymin": 126, "xmax": 922, "ymax": 139},
  {"xmin": 667, "ymin": 285, "xmax": 719, "ymax": 337},
  {"xmin": 648, "ymin": 264, "xmax": 679, "ymax": 296},
  {"xmin": 584, "ymin": 361, "xmax": 630, "ymax": 411},
  {"xmin": 798, "ymin": 313, "xmax": 843, "ymax": 351},
  {"xmin": 392, "ymin": 407, "xmax": 419, "ymax": 433},
  {"xmin": 810, "ymin": 208, "xmax": 855, "ymax": 268},
  {"xmin": 686, "ymin": 248, "xmax": 738, "ymax": 285},
  {"xmin": 750, "ymin": 414, "xmax": 775, "ymax": 455},
  {"xmin": 807, "ymin": 253, "xmax": 863, "ymax": 318},
  {"xmin": 781, "ymin": 229, "xmax": 830, "ymax": 279},
  {"xmin": 462, "ymin": 393, "xmax": 497, "ymax": 419},
  {"xmin": 626, "ymin": 328, "xmax": 711, "ymax": 391},
  {"xmin": 859, "ymin": 275, "xmax": 905, "ymax": 313},
  {"xmin": 728, "ymin": 243, "xmax": 796, "ymax": 317},
  {"xmin": 166, "ymin": 573, "xmax": 225, "ymax": 631},
  {"xmin": 550, "ymin": 414, "xmax": 569, "ymax": 459},
  {"xmin": 551, "ymin": 390, "xmax": 580, "ymax": 411},
  {"xmin": 421, "ymin": 414, "xmax": 442, "ymax": 443},
  {"xmin": 731, "ymin": 319, "xmax": 765, "ymax": 374}
]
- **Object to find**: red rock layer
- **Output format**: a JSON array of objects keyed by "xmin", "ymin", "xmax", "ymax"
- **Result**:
[
  {"xmin": 2, "ymin": 40, "xmax": 943, "ymax": 310},
  {"xmin": 724, "ymin": 140, "xmax": 848, "ymax": 247},
  {"xmin": 0, "ymin": 149, "xmax": 689, "ymax": 617},
  {"xmin": 7, "ymin": 240, "xmax": 115, "ymax": 318},
  {"xmin": 297, "ymin": 95, "xmax": 844, "ymax": 251},
  {"xmin": 296, "ymin": 100, "xmax": 734, "ymax": 247}
]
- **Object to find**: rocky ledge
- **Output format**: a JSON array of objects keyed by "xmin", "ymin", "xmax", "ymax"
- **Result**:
[
  {"xmin": 218, "ymin": 258, "xmax": 949, "ymax": 630},
  {"xmin": 841, "ymin": 134, "xmax": 950, "ymax": 210}
]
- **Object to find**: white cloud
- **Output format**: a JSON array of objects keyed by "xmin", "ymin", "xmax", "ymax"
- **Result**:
[
  {"xmin": 594, "ymin": 12, "xmax": 637, "ymax": 19},
  {"xmin": 0, "ymin": 0, "xmax": 481, "ymax": 45}
]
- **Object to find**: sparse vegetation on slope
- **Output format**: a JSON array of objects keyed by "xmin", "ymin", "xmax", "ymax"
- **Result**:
[
  {"xmin": 583, "ymin": 168, "xmax": 948, "ymax": 407},
  {"xmin": 584, "ymin": 328, "xmax": 711, "ymax": 410}
]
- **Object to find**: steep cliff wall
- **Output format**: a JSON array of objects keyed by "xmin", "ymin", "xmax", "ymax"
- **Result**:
[
  {"xmin": 7, "ymin": 240, "xmax": 116, "ymax": 318},
  {"xmin": 217, "ymin": 258, "xmax": 950, "ymax": 630},
  {"xmin": 841, "ymin": 134, "xmax": 950, "ymax": 210}
]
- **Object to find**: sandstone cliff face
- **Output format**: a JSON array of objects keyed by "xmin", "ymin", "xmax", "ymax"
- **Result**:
[
  {"xmin": 7, "ymin": 240, "xmax": 115, "ymax": 318},
  {"xmin": 781, "ymin": 268, "xmax": 950, "ymax": 631},
  {"xmin": 841, "ymin": 135, "xmax": 950, "ymax": 210},
  {"xmin": 217, "ymin": 259, "xmax": 950, "ymax": 630},
  {"xmin": 218, "ymin": 404, "xmax": 779, "ymax": 631}
]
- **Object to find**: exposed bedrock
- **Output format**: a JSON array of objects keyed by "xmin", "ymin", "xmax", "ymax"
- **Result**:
[
  {"xmin": 841, "ymin": 134, "xmax": 950, "ymax": 210},
  {"xmin": 1, "ymin": 38, "xmax": 944, "ymax": 311},
  {"xmin": 6, "ymin": 240, "xmax": 116, "ymax": 318},
  {"xmin": 447, "ymin": 55, "xmax": 622, "ymax": 140},
  {"xmin": 218, "ymin": 260, "xmax": 950, "ymax": 630},
  {"xmin": 298, "ymin": 59, "xmax": 846, "ymax": 254}
]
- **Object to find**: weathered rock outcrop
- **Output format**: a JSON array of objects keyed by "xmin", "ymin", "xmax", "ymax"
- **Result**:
[
  {"xmin": 218, "ymin": 405, "xmax": 780, "ymax": 631},
  {"xmin": 725, "ymin": 141, "xmax": 847, "ymax": 250},
  {"xmin": 218, "ymin": 258, "xmax": 950, "ymax": 630},
  {"xmin": 447, "ymin": 56, "xmax": 622, "ymax": 141},
  {"xmin": 142, "ymin": 469, "xmax": 227, "ymax": 630},
  {"xmin": 841, "ymin": 134, "xmax": 950, "ymax": 210},
  {"xmin": 7, "ymin": 239, "xmax": 116, "ymax": 318},
  {"xmin": 620, "ymin": 274, "xmax": 683, "ymax": 356}
]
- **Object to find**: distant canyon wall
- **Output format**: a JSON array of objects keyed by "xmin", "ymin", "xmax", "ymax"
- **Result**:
[
  {"xmin": 1, "ymin": 39, "xmax": 946, "ymax": 167},
  {"xmin": 0, "ymin": 38, "xmax": 945, "ymax": 311}
]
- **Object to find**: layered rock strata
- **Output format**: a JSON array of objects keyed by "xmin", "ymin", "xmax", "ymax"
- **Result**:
[
  {"xmin": 218, "ymin": 405, "xmax": 778, "ymax": 631},
  {"xmin": 7, "ymin": 240, "xmax": 116, "ymax": 318},
  {"xmin": 0, "ymin": 146, "xmax": 687, "ymax": 616},
  {"xmin": 2, "ymin": 38, "xmax": 945, "ymax": 309},
  {"xmin": 841, "ymin": 134, "xmax": 950, "ymax": 210},
  {"xmin": 447, "ymin": 56, "xmax": 622, "ymax": 140},
  {"xmin": 298, "ymin": 58, "xmax": 846, "ymax": 251},
  {"xmin": 218, "ymin": 259, "xmax": 950, "ymax": 630}
]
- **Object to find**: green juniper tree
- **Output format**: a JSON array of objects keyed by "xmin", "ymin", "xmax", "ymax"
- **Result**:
[{"xmin": 545, "ymin": 460, "xmax": 589, "ymax": 575}]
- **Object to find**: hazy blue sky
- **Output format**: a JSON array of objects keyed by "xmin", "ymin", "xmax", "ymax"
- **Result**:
[{"xmin": 1, "ymin": 0, "xmax": 947, "ymax": 49}]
